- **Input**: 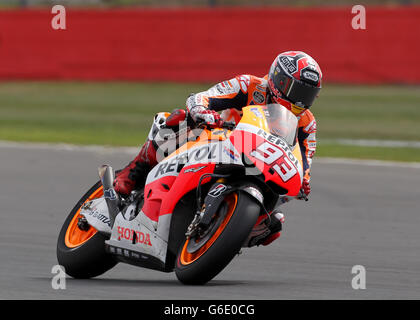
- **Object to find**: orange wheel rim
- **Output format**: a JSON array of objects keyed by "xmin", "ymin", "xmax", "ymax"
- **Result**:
[
  {"xmin": 64, "ymin": 186, "xmax": 103, "ymax": 248},
  {"xmin": 179, "ymin": 192, "xmax": 238, "ymax": 265}
]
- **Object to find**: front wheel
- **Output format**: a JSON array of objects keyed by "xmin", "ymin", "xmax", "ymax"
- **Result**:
[
  {"xmin": 56, "ymin": 181, "xmax": 117, "ymax": 279},
  {"xmin": 175, "ymin": 191, "xmax": 260, "ymax": 285}
]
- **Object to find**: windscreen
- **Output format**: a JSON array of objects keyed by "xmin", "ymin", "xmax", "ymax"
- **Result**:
[{"xmin": 265, "ymin": 104, "xmax": 298, "ymax": 147}]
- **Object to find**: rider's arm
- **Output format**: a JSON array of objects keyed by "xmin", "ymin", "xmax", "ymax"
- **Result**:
[
  {"xmin": 297, "ymin": 111, "xmax": 317, "ymax": 181},
  {"xmin": 186, "ymin": 75, "xmax": 251, "ymax": 116}
]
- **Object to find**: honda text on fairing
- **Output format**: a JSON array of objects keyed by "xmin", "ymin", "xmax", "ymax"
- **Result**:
[{"xmin": 57, "ymin": 104, "xmax": 306, "ymax": 284}]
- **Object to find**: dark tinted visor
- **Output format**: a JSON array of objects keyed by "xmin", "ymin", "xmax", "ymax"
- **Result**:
[{"xmin": 274, "ymin": 74, "xmax": 320, "ymax": 107}]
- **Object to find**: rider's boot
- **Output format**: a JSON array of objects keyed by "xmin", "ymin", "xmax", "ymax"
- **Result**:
[
  {"xmin": 114, "ymin": 139, "xmax": 158, "ymax": 197},
  {"xmin": 244, "ymin": 211, "xmax": 284, "ymax": 247}
]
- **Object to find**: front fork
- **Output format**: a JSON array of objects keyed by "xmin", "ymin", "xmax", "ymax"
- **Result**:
[{"xmin": 185, "ymin": 179, "xmax": 266, "ymax": 239}]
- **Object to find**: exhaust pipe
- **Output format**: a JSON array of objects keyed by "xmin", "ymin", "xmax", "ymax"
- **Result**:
[{"xmin": 98, "ymin": 164, "xmax": 120, "ymax": 228}]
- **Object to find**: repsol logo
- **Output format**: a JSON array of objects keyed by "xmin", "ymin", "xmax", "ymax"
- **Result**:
[
  {"xmin": 256, "ymin": 129, "xmax": 299, "ymax": 168},
  {"xmin": 154, "ymin": 145, "xmax": 218, "ymax": 178},
  {"xmin": 117, "ymin": 226, "xmax": 152, "ymax": 246}
]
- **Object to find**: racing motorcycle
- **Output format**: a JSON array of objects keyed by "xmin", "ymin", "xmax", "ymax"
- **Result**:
[{"xmin": 57, "ymin": 103, "xmax": 305, "ymax": 285}]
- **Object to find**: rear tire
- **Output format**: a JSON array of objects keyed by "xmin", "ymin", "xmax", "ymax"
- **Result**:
[
  {"xmin": 175, "ymin": 191, "xmax": 260, "ymax": 285},
  {"xmin": 56, "ymin": 181, "xmax": 117, "ymax": 279}
]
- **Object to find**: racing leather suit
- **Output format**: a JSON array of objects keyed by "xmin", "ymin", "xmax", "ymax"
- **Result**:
[{"xmin": 115, "ymin": 74, "xmax": 317, "ymax": 196}]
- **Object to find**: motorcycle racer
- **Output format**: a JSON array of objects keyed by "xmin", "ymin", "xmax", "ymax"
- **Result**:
[{"xmin": 114, "ymin": 51, "xmax": 322, "ymax": 247}]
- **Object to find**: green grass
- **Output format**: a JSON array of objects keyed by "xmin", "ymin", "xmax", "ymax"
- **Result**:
[
  {"xmin": 0, "ymin": 81, "xmax": 209, "ymax": 146},
  {"xmin": 0, "ymin": 81, "xmax": 419, "ymax": 162},
  {"xmin": 316, "ymin": 85, "xmax": 420, "ymax": 142}
]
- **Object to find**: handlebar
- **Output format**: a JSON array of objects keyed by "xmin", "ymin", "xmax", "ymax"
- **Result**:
[
  {"xmin": 296, "ymin": 189, "xmax": 309, "ymax": 201},
  {"xmin": 184, "ymin": 110, "xmax": 236, "ymax": 131},
  {"xmin": 194, "ymin": 118, "xmax": 236, "ymax": 131}
]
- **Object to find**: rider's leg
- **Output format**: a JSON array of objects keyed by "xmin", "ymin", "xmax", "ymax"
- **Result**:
[
  {"xmin": 113, "ymin": 138, "xmax": 158, "ymax": 196},
  {"xmin": 114, "ymin": 112, "xmax": 169, "ymax": 196},
  {"xmin": 244, "ymin": 210, "xmax": 284, "ymax": 247},
  {"xmin": 243, "ymin": 196, "xmax": 291, "ymax": 247},
  {"xmin": 114, "ymin": 110, "xmax": 187, "ymax": 196}
]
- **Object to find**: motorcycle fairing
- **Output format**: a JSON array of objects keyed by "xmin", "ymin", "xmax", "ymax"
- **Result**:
[{"xmin": 103, "ymin": 105, "xmax": 304, "ymax": 269}]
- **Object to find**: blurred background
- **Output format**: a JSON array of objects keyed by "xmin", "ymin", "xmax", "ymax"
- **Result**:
[{"xmin": 0, "ymin": 0, "xmax": 419, "ymax": 162}]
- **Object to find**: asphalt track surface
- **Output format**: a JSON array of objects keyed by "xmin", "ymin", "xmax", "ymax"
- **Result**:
[{"xmin": 1, "ymin": 142, "xmax": 419, "ymax": 300}]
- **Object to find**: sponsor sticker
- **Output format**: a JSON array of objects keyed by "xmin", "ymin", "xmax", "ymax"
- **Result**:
[
  {"xmin": 104, "ymin": 188, "xmax": 117, "ymax": 200},
  {"xmin": 237, "ymin": 75, "xmax": 251, "ymax": 93},
  {"xmin": 117, "ymin": 226, "xmax": 152, "ymax": 246},
  {"xmin": 279, "ymin": 56, "xmax": 297, "ymax": 74},
  {"xmin": 184, "ymin": 165, "xmax": 206, "ymax": 173},
  {"xmin": 153, "ymin": 144, "xmax": 217, "ymax": 179},
  {"xmin": 223, "ymin": 146, "xmax": 239, "ymax": 160},
  {"xmin": 252, "ymin": 91, "xmax": 265, "ymax": 104},
  {"xmin": 250, "ymin": 107, "xmax": 263, "ymax": 118},
  {"xmin": 302, "ymin": 71, "xmax": 319, "ymax": 82},
  {"xmin": 85, "ymin": 209, "xmax": 111, "ymax": 227},
  {"xmin": 208, "ymin": 184, "xmax": 227, "ymax": 197}
]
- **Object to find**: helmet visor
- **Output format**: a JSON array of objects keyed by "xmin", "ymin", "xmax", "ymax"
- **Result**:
[{"xmin": 274, "ymin": 74, "xmax": 321, "ymax": 108}]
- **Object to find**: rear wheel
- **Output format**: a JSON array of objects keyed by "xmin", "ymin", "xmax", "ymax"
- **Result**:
[
  {"xmin": 56, "ymin": 181, "xmax": 117, "ymax": 279},
  {"xmin": 175, "ymin": 191, "xmax": 260, "ymax": 285}
]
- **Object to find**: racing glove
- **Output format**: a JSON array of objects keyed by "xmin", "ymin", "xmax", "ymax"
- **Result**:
[
  {"xmin": 189, "ymin": 106, "xmax": 223, "ymax": 128},
  {"xmin": 301, "ymin": 178, "xmax": 311, "ymax": 196}
]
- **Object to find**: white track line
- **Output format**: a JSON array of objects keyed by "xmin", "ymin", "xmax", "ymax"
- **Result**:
[
  {"xmin": 0, "ymin": 141, "xmax": 138, "ymax": 155},
  {"xmin": 1, "ymin": 140, "xmax": 419, "ymax": 169},
  {"xmin": 316, "ymin": 157, "xmax": 420, "ymax": 169},
  {"xmin": 322, "ymin": 139, "xmax": 420, "ymax": 148}
]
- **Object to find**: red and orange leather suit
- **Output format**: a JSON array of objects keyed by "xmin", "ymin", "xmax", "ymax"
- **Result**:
[{"xmin": 186, "ymin": 74, "xmax": 317, "ymax": 181}]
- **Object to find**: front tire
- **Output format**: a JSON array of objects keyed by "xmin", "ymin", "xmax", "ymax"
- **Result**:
[
  {"xmin": 56, "ymin": 181, "xmax": 117, "ymax": 279},
  {"xmin": 175, "ymin": 191, "xmax": 260, "ymax": 285}
]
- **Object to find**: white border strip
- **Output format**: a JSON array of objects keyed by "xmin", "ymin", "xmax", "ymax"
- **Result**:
[{"xmin": 0, "ymin": 140, "xmax": 419, "ymax": 169}]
